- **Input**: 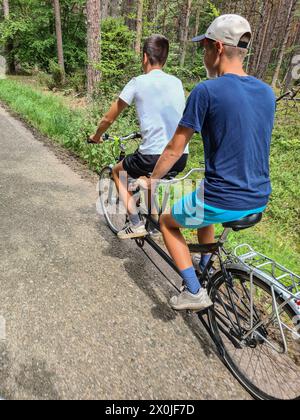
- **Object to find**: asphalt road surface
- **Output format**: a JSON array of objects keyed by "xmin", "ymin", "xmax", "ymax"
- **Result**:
[{"xmin": 0, "ymin": 105, "xmax": 250, "ymax": 400}]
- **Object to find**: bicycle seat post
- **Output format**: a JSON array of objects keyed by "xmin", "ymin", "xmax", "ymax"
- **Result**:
[{"xmin": 219, "ymin": 228, "xmax": 232, "ymax": 246}]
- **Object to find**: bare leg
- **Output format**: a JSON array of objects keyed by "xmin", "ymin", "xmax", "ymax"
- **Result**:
[
  {"xmin": 112, "ymin": 162, "xmax": 138, "ymax": 217},
  {"xmin": 197, "ymin": 225, "xmax": 215, "ymax": 250},
  {"xmin": 160, "ymin": 215, "xmax": 215, "ymax": 271},
  {"xmin": 160, "ymin": 213, "xmax": 193, "ymax": 271},
  {"xmin": 160, "ymin": 213, "xmax": 214, "ymax": 308}
]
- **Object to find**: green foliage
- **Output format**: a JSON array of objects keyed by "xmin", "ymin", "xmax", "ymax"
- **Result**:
[
  {"xmin": 67, "ymin": 70, "xmax": 86, "ymax": 94},
  {"xmin": 98, "ymin": 18, "xmax": 140, "ymax": 94},
  {"xmin": 37, "ymin": 71, "xmax": 53, "ymax": 89},
  {"xmin": 49, "ymin": 60, "xmax": 65, "ymax": 88},
  {"xmin": 207, "ymin": 1, "xmax": 221, "ymax": 18},
  {"xmin": 166, "ymin": 45, "xmax": 206, "ymax": 89},
  {"xmin": 0, "ymin": 0, "xmax": 87, "ymax": 74}
]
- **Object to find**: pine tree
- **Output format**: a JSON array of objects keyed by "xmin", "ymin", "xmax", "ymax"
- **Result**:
[
  {"xmin": 86, "ymin": 0, "xmax": 102, "ymax": 98},
  {"xmin": 272, "ymin": 0, "xmax": 298, "ymax": 88},
  {"xmin": 53, "ymin": 0, "xmax": 66, "ymax": 83},
  {"xmin": 135, "ymin": 0, "xmax": 144, "ymax": 54},
  {"xmin": 180, "ymin": 0, "xmax": 192, "ymax": 67}
]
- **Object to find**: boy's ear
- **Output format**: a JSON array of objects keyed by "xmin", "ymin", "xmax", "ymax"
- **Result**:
[
  {"xmin": 143, "ymin": 53, "xmax": 148, "ymax": 65},
  {"xmin": 215, "ymin": 41, "xmax": 224, "ymax": 55}
]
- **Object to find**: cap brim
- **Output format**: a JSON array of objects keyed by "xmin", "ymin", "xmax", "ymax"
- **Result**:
[{"xmin": 192, "ymin": 34, "xmax": 206, "ymax": 43}]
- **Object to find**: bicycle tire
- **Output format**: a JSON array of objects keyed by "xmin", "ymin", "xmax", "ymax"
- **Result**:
[
  {"xmin": 206, "ymin": 266, "xmax": 300, "ymax": 400},
  {"xmin": 98, "ymin": 166, "xmax": 127, "ymax": 235}
]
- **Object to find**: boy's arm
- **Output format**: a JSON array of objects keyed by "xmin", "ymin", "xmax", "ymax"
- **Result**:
[
  {"xmin": 152, "ymin": 126, "xmax": 194, "ymax": 180},
  {"xmin": 138, "ymin": 126, "xmax": 195, "ymax": 190},
  {"xmin": 89, "ymin": 98, "xmax": 128, "ymax": 143}
]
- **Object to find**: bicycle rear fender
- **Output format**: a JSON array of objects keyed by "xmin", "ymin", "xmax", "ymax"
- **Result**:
[{"xmin": 218, "ymin": 263, "xmax": 300, "ymax": 317}]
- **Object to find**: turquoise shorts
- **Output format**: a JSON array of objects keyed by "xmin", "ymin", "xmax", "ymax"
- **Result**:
[{"xmin": 172, "ymin": 188, "xmax": 267, "ymax": 229}]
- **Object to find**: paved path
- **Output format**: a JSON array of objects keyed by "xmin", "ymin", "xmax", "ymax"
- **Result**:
[{"xmin": 0, "ymin": 105, "xmax": 250, "ymax": 400}]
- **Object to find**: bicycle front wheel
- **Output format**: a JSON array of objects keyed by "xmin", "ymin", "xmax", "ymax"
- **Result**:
[
  {"xmin": 207, "ymin": 266, "xmax": 300, "ymax": 400},
  {"xmin": 98, "ymin": 166, "xmax": 127, "ymax": 234}
]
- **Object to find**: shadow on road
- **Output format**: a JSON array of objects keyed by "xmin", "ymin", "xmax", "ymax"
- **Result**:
[
  {"xmin": 0, "ymin": 343, "xmax": 60, "ymax": 400},
  {"xmin": 99, "ymin": 221, "xmax": 216, "ymax": 359}
]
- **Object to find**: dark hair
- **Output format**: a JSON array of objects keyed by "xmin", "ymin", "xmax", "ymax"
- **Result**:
[{"xmin": 143, "ymin": 35, "xmax": 170, "ymax": 66}]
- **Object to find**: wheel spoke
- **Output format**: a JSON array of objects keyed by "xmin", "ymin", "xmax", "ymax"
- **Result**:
[{"xmin": 209, "ymin": 270, "xmax": 300, "ymax": 400}]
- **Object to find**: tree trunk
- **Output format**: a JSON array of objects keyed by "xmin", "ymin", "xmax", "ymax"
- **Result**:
[
  {"xmin": 86, "ymin": 0, "xmax": 102, "ymax": 98},
  {"xmin": 192, "ymin": 0, "xmax": 203, "ymax": 64},
  {"xmin": 194, "ymin": 2, "xmax": 201, "ymax": 38},
  {"xmin": 53, "ymin": 0, "xmax": 66, "ymax": 83},
  {"xmin": 162, "ymin": 0, "xmax": 169, "ymax": 33},
  {"xmin": 3, "ymin": 0, "xmax": 9, "ymax": 18},
  {"xmin": 135, "ymin": 0, "xmax": 144, "ymax": 55},
  {"xmin": 3, "ymin": 0, "xmax": 16, "ymax": 74},
  {"xmin": 122, "ymin": 0, "xmax": 135, "ymax": 30},
  {"xmin": 101, "ymin": 0, "xmax": 109, "ymax": 20},
  {"xmin": 180, "ymin": 0, "xmax": 192, "ymax": 67},
  {"xmin": 254, "ymin": 0, "xmax": 273, "ymax": 76},
  {"xmin": 147, "ymin": 0, "xmax": 158, "ymax": 24},
  {"xmin": 271, "ymin": 0, "xmax": 298, "ymax": 88},
  {"xmin": 109, "ymin": 0, "xmax": 121, "ymax": 17}
]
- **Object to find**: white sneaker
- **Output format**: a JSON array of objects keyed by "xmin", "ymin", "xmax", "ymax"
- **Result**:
[
  {"xmin": 170, "ymin": 288, "xmax": 213, "ymax": 312},
  {"xmin": 117, "ymin": 222, "xmax": 148, "ymax": 240}
]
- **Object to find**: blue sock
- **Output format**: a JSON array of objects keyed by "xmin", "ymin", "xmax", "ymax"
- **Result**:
[
  {"xmin": 200, "ymin": 254, "xmax": 212, "ymax": 273},
  {"xmin": 129, "ymin": 213, "xmax": 141, "ymax": 226},
  {"xmin": 180, "ymin": 267, "xmax": 201, "ymax": 295}
]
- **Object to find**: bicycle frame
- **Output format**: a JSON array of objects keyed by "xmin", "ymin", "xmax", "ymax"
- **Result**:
[{"xmin": 102, "ymin": 132, "xmax": 300, "ymax": 358}]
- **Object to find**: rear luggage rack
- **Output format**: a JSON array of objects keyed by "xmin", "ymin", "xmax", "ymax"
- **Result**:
[{"xmin": 233, "ymin": 244, "xmax": 300, "ymax": 300}]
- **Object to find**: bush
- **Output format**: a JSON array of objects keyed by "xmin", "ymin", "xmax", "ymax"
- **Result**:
[
  {"xmin": 37, "ymin": 71, "xmax": 53, "ymax": 88},
  {"xmin": 67, "ymin": 70, "xmax": 86, "ymax": 94},
  {"xmin": 97, "ymin": 17, "xmax": 140, "ymax": 95},
  {"xmin": 49, "ymin": 60, "xmax": 65, "ymax": 89}
]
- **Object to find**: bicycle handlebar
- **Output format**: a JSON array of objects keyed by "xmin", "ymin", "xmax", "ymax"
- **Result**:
[
  {"xmin": 277, "ymin": 87, "xmax": 300, "ymax": 102},
  {"xmin": 87, "ymin": 132, "xmax": 142, "ymax": 144},
  {"xmin": 159, "ymin": 168, "xmax": 205, "ymax": 185}
]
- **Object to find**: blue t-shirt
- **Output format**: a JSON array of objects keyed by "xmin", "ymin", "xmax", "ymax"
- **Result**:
[{"xmin": 180, "ymin": 74, "xmax": 276, "ymax": 210}]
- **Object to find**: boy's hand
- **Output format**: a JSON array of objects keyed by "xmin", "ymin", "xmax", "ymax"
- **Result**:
[
  {"xmin": 88, "ymin": 134, "xmax": 103, "ymax": 144},
  {"xmin": 135, "ymin": 177, "xmax": 157, "ymax": 191}
]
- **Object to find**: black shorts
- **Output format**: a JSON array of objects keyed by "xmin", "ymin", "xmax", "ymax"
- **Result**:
[{"xmin": 123, "ymin": 151, "xmax": 188, "ymax": 179}]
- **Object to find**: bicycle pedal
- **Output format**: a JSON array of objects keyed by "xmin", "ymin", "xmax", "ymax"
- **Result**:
[{"xmin": 148, "ymin": 230, "xmax": 161, "ymax": 240}]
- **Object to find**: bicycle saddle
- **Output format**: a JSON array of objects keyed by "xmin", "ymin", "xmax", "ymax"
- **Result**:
[{"xmin": 223, "ymin": 213, "xmax": 263, "ymax": 232}]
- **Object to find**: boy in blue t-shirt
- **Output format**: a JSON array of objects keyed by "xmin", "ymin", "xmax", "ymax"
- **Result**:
[{"xmin": 138, "ymin": 15, "xmax": 276, "ymax": 312}]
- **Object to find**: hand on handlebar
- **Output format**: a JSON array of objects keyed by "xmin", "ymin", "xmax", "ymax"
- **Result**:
[
  {"xmin": 87, "ymin": 134, "xmax": 104, "ymax": 144},
  {"xmin": 133, "ymin": 176, "xmax": 156, "ymax": 191}
]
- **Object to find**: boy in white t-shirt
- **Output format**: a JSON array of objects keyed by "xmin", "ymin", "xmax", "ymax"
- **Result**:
[{"xmin": 89, "ymin": 35, "xmax": 188, "ymax": 239}]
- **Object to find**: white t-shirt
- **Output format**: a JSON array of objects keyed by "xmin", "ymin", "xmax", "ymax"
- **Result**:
[{"xmin": 119, "ymin": 69, "xmax": 189, "ymax": 155}]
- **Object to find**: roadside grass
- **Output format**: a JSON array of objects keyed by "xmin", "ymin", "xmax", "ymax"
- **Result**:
[{"xmin": 0, "ymin": 77, "xmax": 299, "ymax": 275}]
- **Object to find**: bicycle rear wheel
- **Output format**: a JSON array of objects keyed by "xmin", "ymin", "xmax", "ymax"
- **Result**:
[
  {"xmin": 207, "ymin": 266, "xmax": 300, "ymax": 400},
  {"xmin": 98, "ymin": 166, "xmax": 127, "ymax": 234}
]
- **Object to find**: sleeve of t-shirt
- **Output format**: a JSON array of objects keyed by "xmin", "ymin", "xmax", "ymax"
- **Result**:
[
  {"xmin": 119, "ymin": 78, "xmax": 137, "ymax": 106},
  {"xmin": 179, "ymin": 83, "xmax": 210, "ymax": 133}
]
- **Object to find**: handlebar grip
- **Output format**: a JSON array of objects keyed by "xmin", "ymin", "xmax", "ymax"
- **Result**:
[{"xmin": 102, "ymin": 133, "xmax": 110, "ymax": 141}]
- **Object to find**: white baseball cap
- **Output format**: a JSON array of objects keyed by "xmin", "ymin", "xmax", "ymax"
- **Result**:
[{"xmin": 193, "ymin": 14, "xmax": 252, "ymax": 49}]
